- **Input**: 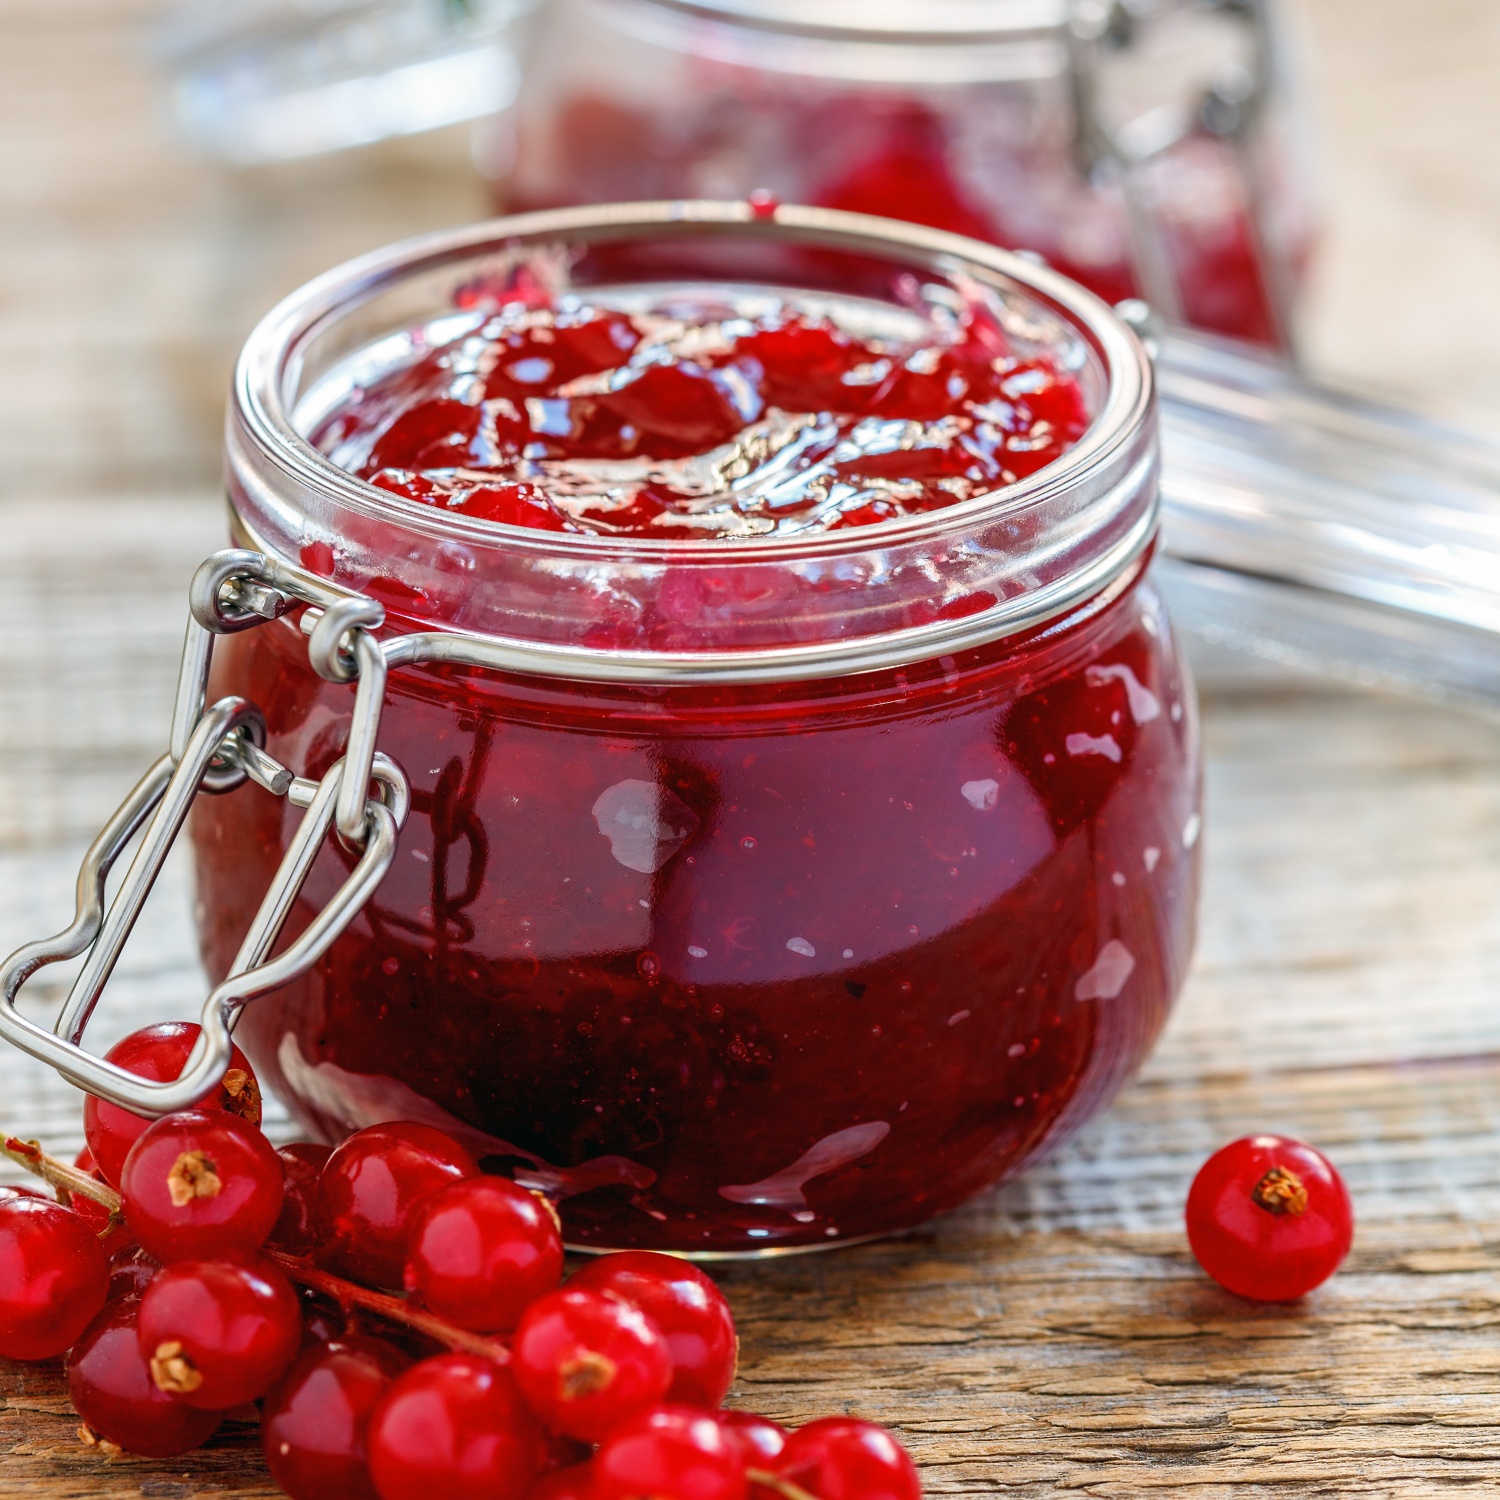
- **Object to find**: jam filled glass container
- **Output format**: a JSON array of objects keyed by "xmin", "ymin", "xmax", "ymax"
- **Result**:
[
  {"xmin": 491, "ymin": 0, "xmax": 1315, "ymax": 350},
  {"xmin": 187, "ymin": 202, "xmax": 1200, "ymax": 1254}
]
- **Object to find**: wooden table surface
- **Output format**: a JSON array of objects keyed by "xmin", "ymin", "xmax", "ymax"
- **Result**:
[{"xmin": 4, "ymin": 1, "xmax": 1500, "ymax": 1495}]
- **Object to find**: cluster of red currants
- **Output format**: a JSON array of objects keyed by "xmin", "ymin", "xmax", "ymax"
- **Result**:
[{"xmin": 0, "ymin": 1022, "xmax": 922, "ymax": 1500}]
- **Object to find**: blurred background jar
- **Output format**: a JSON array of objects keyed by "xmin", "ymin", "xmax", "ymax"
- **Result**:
[
  {"xmin": 154, "ymin": 0, "xmax": 540, "ymax": 164},
  {"xmin": 485, "ymin": 0, "xmax": 1318, "ymax": 350}
]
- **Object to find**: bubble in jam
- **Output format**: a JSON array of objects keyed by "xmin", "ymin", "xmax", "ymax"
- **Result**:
[{"xmin": 308, "ymin": 270, "xmax": 1090, "ymax": 540}]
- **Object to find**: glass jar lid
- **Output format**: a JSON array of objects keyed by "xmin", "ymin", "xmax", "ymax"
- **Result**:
[{"xmin": 631, "ymin": 0, "xmax": 1067, "ymax": 41}]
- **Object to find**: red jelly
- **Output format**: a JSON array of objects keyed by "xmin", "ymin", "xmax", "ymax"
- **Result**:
[
  {"xmin": 193, "ymin": 207, "xmax": 1200, "ymax": 1253},
  {"xmin": 321, "ymin": 291, "xmax": 1088, "ymax": 540}
]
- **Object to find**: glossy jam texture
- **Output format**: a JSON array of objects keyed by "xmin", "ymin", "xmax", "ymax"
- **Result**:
[
  {"xmin": 192, "ymin": 565, "xmax": 1199, "ymax": 1253},
  {"xmin": 310, "ymin": 285, "xmax": 1088, "ymax": 540}
]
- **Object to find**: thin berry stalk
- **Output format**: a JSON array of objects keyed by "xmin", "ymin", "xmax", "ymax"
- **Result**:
[
  {"xmin": 746, "ymin": 1470, "xmax": 816, "ymax": 1500},
  {"xmin": 262, "ymin": 1250, "xmax": 509, "ymax": 1363},
  {"xmin": 4, "ymin": 1136, "xmax": 119, "ymax": 1208}
]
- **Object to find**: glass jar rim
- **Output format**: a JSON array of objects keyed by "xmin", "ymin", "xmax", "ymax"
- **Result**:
[
  {"xmin": 593, "ymin": 0, "xmax": 1065, "ymax": 43},
  {"xmin": 228, "ymin": 200, "xmax": 1157, "ymax": 677}
]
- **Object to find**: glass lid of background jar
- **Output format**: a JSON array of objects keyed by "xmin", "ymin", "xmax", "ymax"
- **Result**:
[{"xmin": 152, "ymin": 0, "xmax": 540, "ymax": 163}]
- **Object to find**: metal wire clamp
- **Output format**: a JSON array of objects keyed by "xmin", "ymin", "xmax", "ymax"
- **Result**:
[{"xmin": 0, "ymin": 550, "xmax": 410, "ymax": 1116}]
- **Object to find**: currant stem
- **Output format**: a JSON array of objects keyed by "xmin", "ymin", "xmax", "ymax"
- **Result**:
[
  {"xmin": 263, "ymin": 1250, "xmax": 511, "ymax": 1364},
  {"xmin": 3, "ymin": 1136, "xmax": 120, "ymax": 1209},
  {"xmin": 5, "ymin": 1133, "xmax": 509, "ymax": 1364},
  {"xmin": 746, "ymin": 1469, "xmax": 817, "ymax": 1500}
]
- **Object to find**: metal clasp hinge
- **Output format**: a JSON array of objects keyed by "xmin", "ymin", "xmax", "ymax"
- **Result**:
[{"xmin": 0, "ymin": 550, "xmax": 409, "ymax": 1116}]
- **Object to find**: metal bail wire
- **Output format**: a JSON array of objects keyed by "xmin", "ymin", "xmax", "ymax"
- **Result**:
[{"xmin": 0, "ymin": 550, "xmax": 410, "ymax": 1117}]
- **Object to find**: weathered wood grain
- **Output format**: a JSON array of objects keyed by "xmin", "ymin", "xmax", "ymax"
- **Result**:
[{"xmin": 3, "ymin": 0, "xmax": 1500, "ymax": 1494}]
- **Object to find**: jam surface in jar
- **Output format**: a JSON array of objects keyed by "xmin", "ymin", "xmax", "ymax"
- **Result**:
[
  {"xmin": 312, "ymin": 281, "xmax": 1089, "ymax": 540},
  {"xmin": 196, "ymin": 266, "xmax": 1201, "ymax": 1255}
]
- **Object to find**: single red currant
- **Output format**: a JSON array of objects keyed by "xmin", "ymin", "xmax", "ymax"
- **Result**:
[
  {"xmin": 263, "ymin": 1335, "xmax": 410, "ymax": 1500},
  {"xmin": 57, "ymin": 1148, "xmax": 135, "ymax": 1254},
  {"xmin": 317, "ymin": 1122, "xmax": 478, "ymax": 1288},
  {"xmin": 137, "ymin": 1255, "xmax": 302, "ymax": 1409},
  {"xmin": 1185, "ymin": 1134, "xmax": 1354, "ymax": 1301},
  {"xmin": 68, "ymin": 1295, "xmax": 222, "ymax": 1457},
  {"xmin": 718, "ymin": 1410, "xmax": 787, "ymax": 1467},
  {"xmin": 272, "ymin": 1142, "xmax": 333, "ymax": 1254},
  {"xmin": 512, "ymin": 1287, "xmax": 673, "ymax": 1443},
  {"xmin": 83, "ymin": 1022, "xmax": 261, "ymax": 1187},
  {"xmin": 594, "ymin": 1406, "xmax": 748, "ymax": 1500},
  {"xmin": 774, "ymin": 1418, "xmax": 921, "ymax": 1500},
  {"xmin": 121, "ymin": 1109, "xmax": 284, "ymax": 1263},
  {"xmin": 367, "ymin": 1353, "xmax": 547, "ymax": 1500},
  {"xmin": 569, "ymin": 1251, "xmax": 738, "ymax": 1407},
  {"xmin": 404, "ymin": 1177, "xmax": 564, "ymax": 1333},
  {"xmin": 0, "ymin": 1195, "xmax": 109, "ymax": 1360}
]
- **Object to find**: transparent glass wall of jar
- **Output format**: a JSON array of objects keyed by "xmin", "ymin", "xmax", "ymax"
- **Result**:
[{"xmin": 488, "ymin": 0, "xmax": 1317, "ymax": 350}]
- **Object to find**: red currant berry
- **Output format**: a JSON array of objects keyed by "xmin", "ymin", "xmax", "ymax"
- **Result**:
[
  {"xmin": 317, "ymin": 1122, "xmax": 478, "ymax": 1288},
  {"xmin": 594, "ymin": 1406, "xmax": 747, "ymax": 1500},
  {"xmin": 68, "ymin": 1295, "xmax": 222, "ymax": 1457},
  {"xmin": 404, "ymin": 1177, "xmax": 564, "ymax": 1333},
  {"xmin": 512, "ymin": 1287, "xmax": 673, "ymax": 1443},
  {"xmin": 775, "ymin": 1418, "xmax": 921, "ymax": 1500},
  {"xmin": 718, "ymin": 1410, "xmax": 787, "ymax": 1467},
  {"xmin": 569, "ymin": 1251, "xmax": 737, "ymax": 1407},
  {"xmin": 0, "ymin": 1195, "xmax": 109, "ymax": 1359},
  {"xmin": 137, "ymin": 1255, "xmax": 302, "ymax": 1409},
  {"xmin": 121, "ymin": 1109, "xmax": 284, "ymax": 1263},
  {"xmin": 367, "ymin": 1353, "xmax": 547, "ymax": 1500},
  {"xmin": 272, "ymin": 1142, "xmax": 332, "ymax": 1254},
  {"xmin": 528, "ymin": 1463, "xmax": 598, "ymax": 1500},
  {"xmin": 57, "ymin": 1148, "xmax": 135, "ymax": 1254},
  {"xmin": 1185, "ymin": 1134, "xmax": 1354, "ymax": 1301},
  {"xmin": 83, "ymin": 1022, "xmax": 261, "ymax": 1187},
  {"xmin": 263, "ymin": 1335, "xmax": 410, "ymax": 1500}
]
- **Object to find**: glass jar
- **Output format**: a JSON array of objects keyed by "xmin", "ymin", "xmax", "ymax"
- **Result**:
[
  {"xmin": 154, "ymin": 0, "xmax": 540, "ymax": 164},
  {"xmin": 489, "ymin": 0, "xmax": 1315, "ymax": 350},
  {"xmin": 190, "ymin": 202, "xmax": 1201, "ymax": 1254}
]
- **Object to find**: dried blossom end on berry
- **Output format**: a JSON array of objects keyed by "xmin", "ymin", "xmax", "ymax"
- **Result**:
[
  {"xmin": 77, "ymin": 1422, "xmax": 123, "ymax": 1457},
  {"xmin": 149, "ymin": 1341, "xmax": 204, "ymax": 1395},
  {"xmin": 1251, "ymin": 1165, "xmax": 1308, "ymax": 1216},
  {"xmin": 166, "ymin": 1152, "xmax": 222, "ymax": 1207},
  {"xmin": 219, "ymin": 1069, "xmax": 263, "ymax": 1125}
]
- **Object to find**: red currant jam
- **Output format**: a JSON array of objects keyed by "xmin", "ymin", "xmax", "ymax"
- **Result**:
[
  {"xmin": 310, "ymin": 287, "xmax": 1088, "ymax": 540},
  {"xmin": 195, "ymin": 268, "xmax": 1200, "ymax": 1254}
]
